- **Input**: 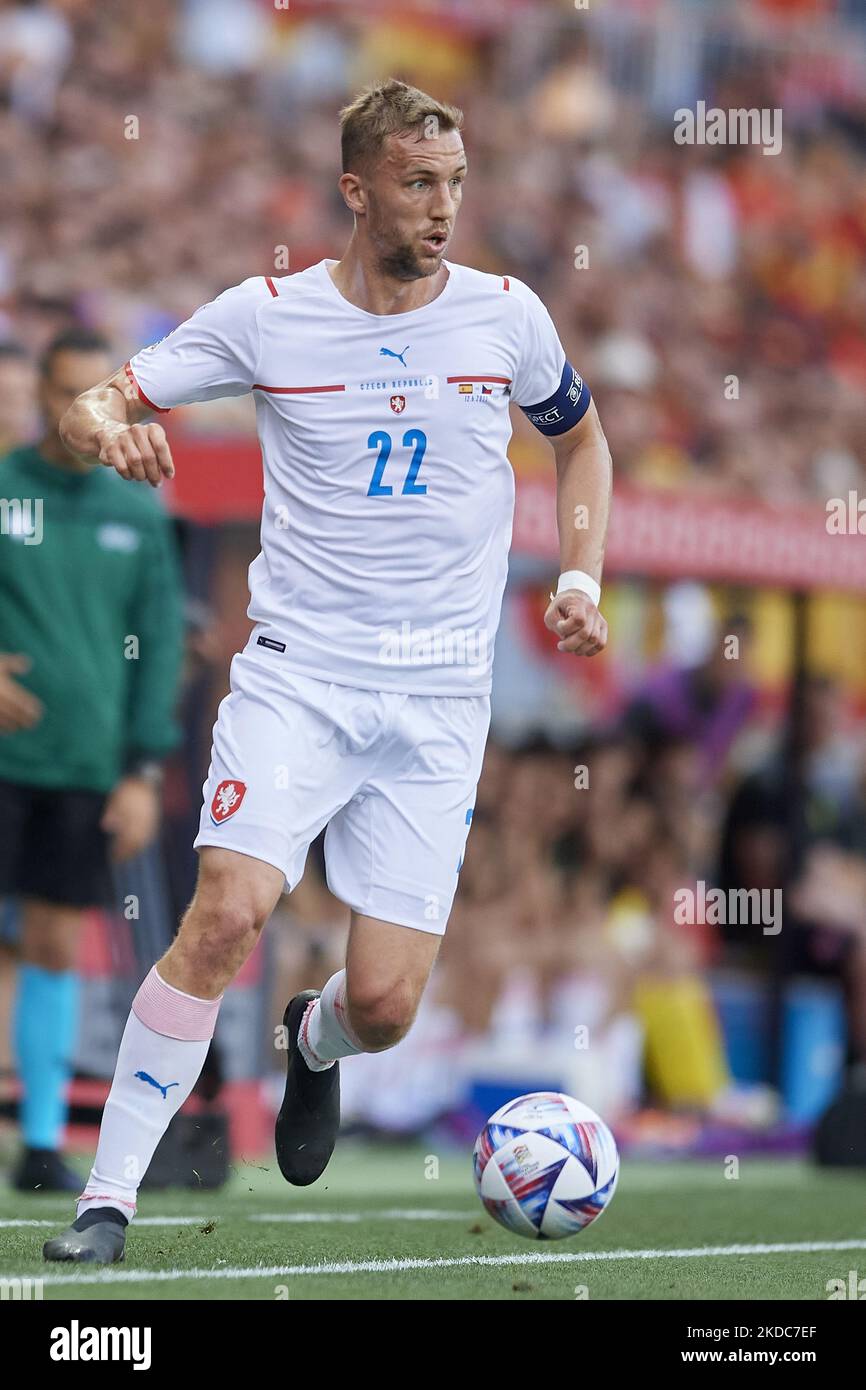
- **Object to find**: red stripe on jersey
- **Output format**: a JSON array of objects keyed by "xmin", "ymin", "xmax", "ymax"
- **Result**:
[
  {"xmin": 124, "ymin": 361, "xmax": 170, "ymax": 414},
  {"xmin": 252, "ymin": 384, "xmax": 346, "ymax": 394},
  {"xmin": 503, "ymin": 277, "xmax": 510, "ymax": 291},
  {"xmin": 446, "ymin": 375, "xmax": 512, "ymax": 385},
  {"xmin": 264, "ymin": 276, "xmax": 278, "ymax": 298}
]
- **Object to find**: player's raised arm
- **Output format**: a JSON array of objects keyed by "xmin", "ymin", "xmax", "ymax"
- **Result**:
[
  {"xmin": 60, "ymin": 275, "xmax": 273, "ymax": 488},
  {"xmin": 59, "ymin": 365, "xmax": 174, "ymax": 488}
]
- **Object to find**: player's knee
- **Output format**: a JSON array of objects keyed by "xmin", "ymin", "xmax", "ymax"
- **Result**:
[
  {"xmin": 197, "ymin": 891, "xmax": 267, "ymax": 957},
  {"xmin": 348, "ymin": 980, "xmax": 417, "ymax": 1051},
  {"xmin": 172, "ymin": 878, "xmax": 272, "ymax": 991},
  {"xmin": 195, "ymin": 857, "xmax": 275, "ymax": 932},
  {"xmin": 201, "ymin": 901, "xmax": 260, "ymax": 966}
]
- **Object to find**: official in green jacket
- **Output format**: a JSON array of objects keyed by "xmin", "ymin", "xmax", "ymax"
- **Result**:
[{"xmin": 0, "ymin": 328, "xmax": 184, "ymax": 1192}]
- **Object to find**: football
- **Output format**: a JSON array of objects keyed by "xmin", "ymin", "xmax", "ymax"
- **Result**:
[{"xmin": 473, "ymin": 1091, "xmax": 620, "ymax": 1239}]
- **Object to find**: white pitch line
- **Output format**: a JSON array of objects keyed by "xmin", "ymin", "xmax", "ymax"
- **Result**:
[
  {"xmin": 0, "ymin": 1217, "xmax": 211, "ymax": 1230},
  {"xmin": 0, "ymin": 1209, "xmax": 473, "ymax": 1231},
  {"xmin": 22, "ymin": 1238, "xmax": 866, "ymax": 1287},
  {"xmin": 248, "ymin": 1209, "xmax": 475, "ymax": 1224}
]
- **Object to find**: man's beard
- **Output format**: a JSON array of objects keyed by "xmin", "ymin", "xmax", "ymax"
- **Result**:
[{"xmin": 374, "ymin": 226, "xmax": 438, "ymax": 281}]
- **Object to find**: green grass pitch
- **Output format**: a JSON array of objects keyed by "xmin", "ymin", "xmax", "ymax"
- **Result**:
[{"xmin": 1, "ymin": 1144, "xmax": 865, "ymax": 1300}]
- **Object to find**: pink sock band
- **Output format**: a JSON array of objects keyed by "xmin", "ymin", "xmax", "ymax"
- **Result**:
[{"xmin": 132, "ymin": 966, "xmax": 222, "ymax": 1041}]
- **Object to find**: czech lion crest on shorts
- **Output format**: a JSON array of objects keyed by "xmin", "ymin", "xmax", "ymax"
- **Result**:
[{"xmin": 210, "ymin": 779, "xmax": 247, "ymax": 825}]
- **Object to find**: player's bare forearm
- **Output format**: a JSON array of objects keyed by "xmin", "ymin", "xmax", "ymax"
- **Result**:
[
  {"xmin": 544, "ymin": 401, "xmax": 612, "ymax": 656},
  {"xmin": 551, "ymin": 400, "xmax": 611, "ymax": 580},
  {"xmin": 59, "ymin": 366, "xmax": 175, "ymax": 488}
]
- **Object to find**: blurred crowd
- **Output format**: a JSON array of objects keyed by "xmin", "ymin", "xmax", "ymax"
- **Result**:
[
  {"xmin": 1, "ymin": 0, "xmax": 866, "ymax": 1137},
  {"xmin": 1, "ymin": 0, "xmax": 865, "ymax": 501}
]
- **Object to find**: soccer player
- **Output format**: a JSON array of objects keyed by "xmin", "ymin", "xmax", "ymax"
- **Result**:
[
  {"xmin": 0, "ymin": 330, "xmax": 184, "ymax": 1192},
  {"xmin": 44, "ymin": 80, "xmax": 611, "ymax": 1263}
]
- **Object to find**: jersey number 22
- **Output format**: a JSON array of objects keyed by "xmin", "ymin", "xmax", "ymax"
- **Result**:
[{"xmin": 366, "ymin": 429, "xmax": 428, "ymax": 497}]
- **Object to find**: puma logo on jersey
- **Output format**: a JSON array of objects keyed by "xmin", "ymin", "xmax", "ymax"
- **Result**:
[{"xmin": 379, "ymin": 345, "xmax": 410, "ymax": 367}]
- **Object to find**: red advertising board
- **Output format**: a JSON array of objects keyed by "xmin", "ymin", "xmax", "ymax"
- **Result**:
[{"xmin": 512, "ymin": 480, "xmax": 866, "ymax": 594}]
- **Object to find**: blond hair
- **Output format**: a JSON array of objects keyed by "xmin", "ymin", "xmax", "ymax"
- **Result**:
[{"xmin": 339, "ymin": 78, "xmax": 463, "ymax": 175}]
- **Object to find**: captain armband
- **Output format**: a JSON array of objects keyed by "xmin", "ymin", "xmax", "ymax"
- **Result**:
[{"xmin": 520, "ymin": 362, "xmax": 591, "ymax": 436}]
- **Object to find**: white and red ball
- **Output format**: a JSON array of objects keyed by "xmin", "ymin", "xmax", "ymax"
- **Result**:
[{"xmin": 473, "ymin": 1091, "xmax": 619, "ymax": 1240}]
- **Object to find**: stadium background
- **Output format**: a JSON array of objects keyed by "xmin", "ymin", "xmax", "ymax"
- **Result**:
[{"xmin": 1, "ymin": 0, "xmax": 866, "ymax": 1176}]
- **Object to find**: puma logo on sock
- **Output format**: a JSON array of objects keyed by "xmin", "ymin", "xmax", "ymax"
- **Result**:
[{"xmin": 134, "ymin": 1070, "xmax": 180, "ymax": 1100}]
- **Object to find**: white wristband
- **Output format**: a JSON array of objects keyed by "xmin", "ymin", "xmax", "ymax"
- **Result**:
[{"xmin": 554, "ymin": 570, "xmax": 601, "ymax": 608}]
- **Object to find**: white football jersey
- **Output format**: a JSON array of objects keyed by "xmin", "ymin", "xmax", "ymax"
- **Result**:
[{"xmin": 129, "ymin": 259, "xmax": 569, "ymax": 695}]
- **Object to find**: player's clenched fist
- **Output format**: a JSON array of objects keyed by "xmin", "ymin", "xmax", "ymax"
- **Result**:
[
  {"xmin": 544, "ymin": 589, "xmax": 608, "ymax": 657},
  {"xmin": 95, "ymin": 421, "xmax": 175, "ymax": 488}
]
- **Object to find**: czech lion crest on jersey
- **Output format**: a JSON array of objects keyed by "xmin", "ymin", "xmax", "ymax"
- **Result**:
[
  {"xmin": 389, "ymin": 394, "xmax": 406, "ymax": 414},
  {"xmin": 210, "ymin": 779, "xmax": 247, "ymax": 825}
]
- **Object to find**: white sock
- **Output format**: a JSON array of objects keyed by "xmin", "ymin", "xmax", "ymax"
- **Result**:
[
  {"xmin": 77, "ymin": 967, "xmax": 222, "ymax": 1222},
  {"xmin": 297, "ymin": 969, "xmax": 365, "ymax": 1072}
]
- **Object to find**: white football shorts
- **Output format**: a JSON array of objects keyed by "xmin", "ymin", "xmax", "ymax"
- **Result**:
[{"xmin": 193, "ymin": 642, "xmax": 491, "ymax": 935}]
